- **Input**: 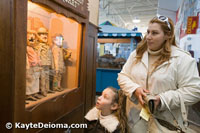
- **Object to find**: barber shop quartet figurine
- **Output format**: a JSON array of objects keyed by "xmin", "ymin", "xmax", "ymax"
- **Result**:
[
  {"xmin": 26, "ymin": 30, "xmax": 42, "ymax": 102},
  {"xmin": 51, "ymin": 34, "xmax": 71, "ymax": 91},
  {"xmin": 34, "ymin": 27, "xmax": 53, "ymax": 96}
]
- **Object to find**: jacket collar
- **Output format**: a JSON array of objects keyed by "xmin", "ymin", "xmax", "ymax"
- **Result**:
[
  {"xmin": 141, "ymin": 45, "xmax": 180, "ymax": 70},
  {"xmin": 141, "ymin": 50, "xmax": 149, "ymax": 69},
  {"xmin": 85, "ymin": 107, "xmax": 119, "ymax": 132}
]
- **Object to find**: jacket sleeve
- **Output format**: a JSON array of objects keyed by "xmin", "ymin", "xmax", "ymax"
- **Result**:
[
  {"xmin": 113, "ymin": 125, "xmax": 121, "ymax": 133},
  {"xmin": 159, "ymin": 53, "xmax": 200, "ymax": 110},
  {"xmin": 117, "ymin": 51, "xmax": 141, "ymax": 99},
  {"xmin": 84, "ymin": 119, "xmax": 97, "ymax": 133}
]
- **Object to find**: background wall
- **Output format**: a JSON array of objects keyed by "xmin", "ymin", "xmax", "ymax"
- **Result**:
[
  {"xmin": 88, "ymin": 0, "xmax": 100, "ymax": 26},
  {"xmin": 158, "ymin": 0, "xmax": 182, "ymax": 23}
]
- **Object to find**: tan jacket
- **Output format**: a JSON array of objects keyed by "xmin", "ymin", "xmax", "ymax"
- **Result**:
[
  {"xmin": 85, "ymin": 107, "xmax": 120, "ymax": 133},
  {"xmin": 34, "ymin": 43, "xmax": 52, "ymax": 66},
  {"xmin": 118, "ymin": 46, "xmax": 200, "ymax": 133},
  {"xmin": 52, "ymin": 44, "xmax": 65, "ymax": 73},
  {"xmin": 27, "ymin": 46, "xmax": 41, "ymax": 67}
]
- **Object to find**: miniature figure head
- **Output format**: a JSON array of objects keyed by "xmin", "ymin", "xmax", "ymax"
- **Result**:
[
  {"xmin": 52, "ymin": 34, "xmax": 64, "ymax": 47},
  {"xmin": 27, "ymin": 30, "xmax": 37, "ymax": 47},
  {"xmin": 37, "ymin": 27, "xmax": 48, "ymax": 43}
]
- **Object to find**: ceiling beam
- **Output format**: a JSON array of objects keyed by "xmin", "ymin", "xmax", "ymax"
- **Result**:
[{"xmin": 107, "ymin": 10, "xmax": 157, "ymax": 15}]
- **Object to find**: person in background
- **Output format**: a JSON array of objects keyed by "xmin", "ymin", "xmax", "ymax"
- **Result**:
[
  {"xmin": 118, "ymin": 15, "xmax": 200, "ymax": 133},
  {"xmin": 85, "ymin": 87, "xmax": 129, "ymax": 133}
]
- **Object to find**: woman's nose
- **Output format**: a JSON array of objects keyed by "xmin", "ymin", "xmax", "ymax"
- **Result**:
[{"xmin": 146, "ymin": 34, "xmax": 152, "ymax": 40}]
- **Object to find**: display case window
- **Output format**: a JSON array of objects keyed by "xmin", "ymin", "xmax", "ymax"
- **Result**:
[
  {"xmin": 96, "ymin": 41, "xmax": 136, "ymax": 69},
  {"xmin": 26, "ymin": 1, "xmax": 82, "ymax": 107}
]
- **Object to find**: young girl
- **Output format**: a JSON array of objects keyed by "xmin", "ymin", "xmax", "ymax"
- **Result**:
[{"xmin": 85, "ymin": 87, "xmax": 128, "ymax": 133}]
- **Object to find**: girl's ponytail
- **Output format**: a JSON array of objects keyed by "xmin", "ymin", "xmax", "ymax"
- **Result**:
[{"xmin": 116, "ymin": 89, "xmax": 129, "ymax": 133}]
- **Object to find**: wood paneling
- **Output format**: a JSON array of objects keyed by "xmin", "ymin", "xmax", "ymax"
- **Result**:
[
  {"xmin": 32, "ymin": 0, "xmax": 88, "ymax": 23},
  {"xmin": 84, "ymin": 23, "xmax": 98, "ymax": 113},
  {"xmin": 0, "ymin": 1, "xmax": 15, "ymax": 131},
  {"xmin": 0, "ymin": 0, "xmax": 27, "ymax": 132},
  {"xmin": 52, "ymin": 0, "xmax": 89, "ymax": 18}
]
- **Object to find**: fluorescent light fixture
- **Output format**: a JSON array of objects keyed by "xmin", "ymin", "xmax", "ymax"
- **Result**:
[{"xmin": 132, "ymin": 17, "xmax": 141, "ymax": 23}]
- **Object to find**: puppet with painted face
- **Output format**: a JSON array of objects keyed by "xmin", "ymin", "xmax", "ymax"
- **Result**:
[
  {"xmin": 35, "ymin": 27, "xmax": 53, "ymax": 96},
  {"xmin": 26, "ymin": 30, "xmax": 42, "ymax": 102},
  {"xmin": 51, "ymin": 34, "xmax": 67, "ymax": 91}
]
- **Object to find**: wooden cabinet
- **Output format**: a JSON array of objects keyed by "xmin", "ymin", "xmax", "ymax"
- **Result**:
[
  {"xmin": 84, "ymin": 23, "xmax": 98, "ymax": 113},
  {"xmin": 0, "ymin": 0, "xmax": 93, "ymax": 133}
]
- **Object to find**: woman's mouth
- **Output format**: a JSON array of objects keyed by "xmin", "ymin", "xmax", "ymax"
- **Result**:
[{"xmin": 147, "ymin": 41, "xmax": 153, "ymax": 45}]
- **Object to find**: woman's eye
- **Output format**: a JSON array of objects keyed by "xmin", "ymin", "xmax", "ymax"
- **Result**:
[{"xmin": 152, "ymin": 32, "xmax": 158, "ymax": 35}]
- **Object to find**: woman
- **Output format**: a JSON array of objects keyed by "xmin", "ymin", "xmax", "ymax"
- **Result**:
[{"xmin": 117, "ymin": 15, "xmax": 200, "ymax": 133}]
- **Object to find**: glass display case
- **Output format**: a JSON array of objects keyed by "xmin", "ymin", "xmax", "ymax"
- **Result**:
[{"xmin": 26, "ymin": 1, "xmax": 82, "ymax": 107}]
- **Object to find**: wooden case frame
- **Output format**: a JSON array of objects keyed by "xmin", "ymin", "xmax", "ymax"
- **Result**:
[{"xmin": 0, "ymin": 0, "xmax": 89, "ymax": 132}]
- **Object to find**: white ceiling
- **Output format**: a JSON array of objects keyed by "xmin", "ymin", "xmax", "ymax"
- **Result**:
[{"xmin": 99, "ymin": 0, "xmax": 159, "ymax": 34}]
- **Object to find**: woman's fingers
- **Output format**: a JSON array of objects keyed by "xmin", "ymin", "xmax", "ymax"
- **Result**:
[
  {"xmin": 143, "ymin": 89, "xmax": 150, "ymax": 93},
  {"xmin": 138, "ymin": 95, "xmax": 144, "ymax": 105},
  {"xmin": 134, "ymin": 87, "xmax": 149, "ymax": 106}
]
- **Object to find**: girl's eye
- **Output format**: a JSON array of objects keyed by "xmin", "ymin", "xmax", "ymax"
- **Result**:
[{"xmin": 152, "ymin": 32, "xmax": 158, "ymax": 35}]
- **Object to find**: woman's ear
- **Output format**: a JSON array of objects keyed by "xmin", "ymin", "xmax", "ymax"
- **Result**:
[
  {"xmin": 111, "ymin": 103, "xmax": 118, "ymax": 111},
  {"xmin": 164, "ymin": 32, "xmax": 171, "ymax": 40},
  {"xmin": 164, "ymin": 35, "xmax": 169, "ymax": 41}
]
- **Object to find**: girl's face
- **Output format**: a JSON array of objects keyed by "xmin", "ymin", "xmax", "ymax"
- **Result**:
[
  {"xmin": 96, "ymin": 88, "xmax": 116, "ymax": 113},
  {"xmin": 146, "ymin": 23, "xmax": 167, "ymax": 51}
]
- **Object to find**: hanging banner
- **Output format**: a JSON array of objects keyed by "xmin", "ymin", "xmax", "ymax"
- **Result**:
[{"xmin": 186, "ymin": 16, "xmax": 199, "ymax": 34}]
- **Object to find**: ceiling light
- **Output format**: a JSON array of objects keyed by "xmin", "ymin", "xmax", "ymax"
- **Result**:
[{"xmin": 132, "ymin": 17, "xmax": 141, "ymax": 23}]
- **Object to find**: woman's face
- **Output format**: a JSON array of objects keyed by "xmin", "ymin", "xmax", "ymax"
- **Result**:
[
  {"xmin": 146, "ymin": 23, "xmax": 167, "ymax": 51},
  {"xmin": 96, "ymin": 88, "xmax": 115, "ymax": 112}
]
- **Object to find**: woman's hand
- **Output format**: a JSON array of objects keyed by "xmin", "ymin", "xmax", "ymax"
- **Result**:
[{"xmin": 133, "ymin": 87, "xmax": 149, "ymax": 106}]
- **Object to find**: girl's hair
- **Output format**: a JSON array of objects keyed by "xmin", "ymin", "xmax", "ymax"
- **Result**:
[
  {"xmin": 107, "ymin": 86, "xmax": 128, "ymax": 133},
  {"xmin": 135, "ymin": 16, "xmax": 177, "ymax": 72}
]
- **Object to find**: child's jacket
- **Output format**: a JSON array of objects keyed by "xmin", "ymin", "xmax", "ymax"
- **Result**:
[{"xmin": 85, "ymin": 107, "xmax": 120, "ymax": 133}]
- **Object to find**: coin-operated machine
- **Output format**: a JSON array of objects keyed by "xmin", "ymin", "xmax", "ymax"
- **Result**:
[
  {"xmin": 26, "ymin": 30, "xmax": 42, "ymax": 103},
  {"xmin": 35, "ymin": 27, "xmax": 53, "ymax": 96},
  {"xmin": 51, "ymin": 34, "xmax": 72, "ymax": 91}
]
